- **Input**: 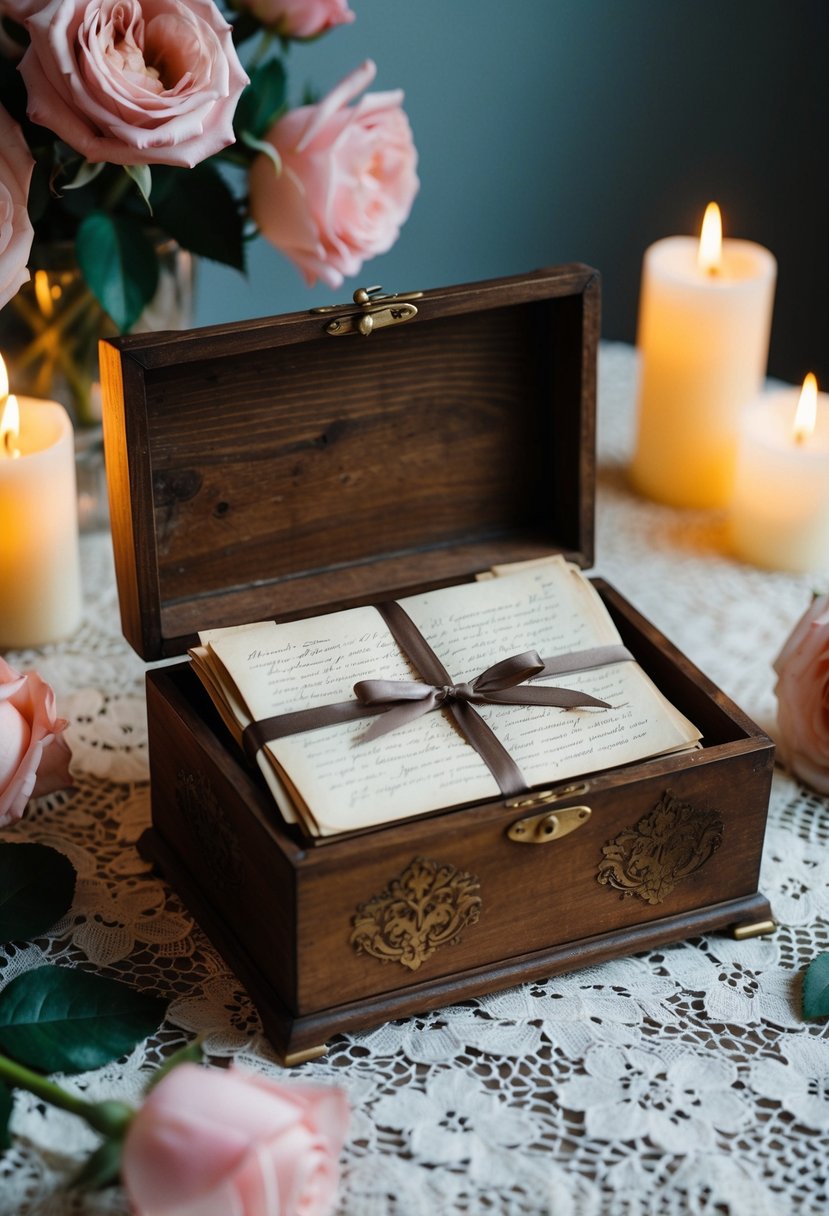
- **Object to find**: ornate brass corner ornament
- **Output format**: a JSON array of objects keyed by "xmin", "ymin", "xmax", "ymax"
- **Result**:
[
  {"xmin": 175, "ymin": 769, "xmax": 242, "ymax": 893},
  {"xmin": 597, "ymin": 789, "xmax": 724, "ymax": 906},
  {"xmin": 350, "ymin": 856, "xmax": 482, "ymax": 971}
]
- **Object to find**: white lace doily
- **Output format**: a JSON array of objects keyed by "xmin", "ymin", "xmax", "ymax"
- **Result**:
[{"xmin": 2, "ymin": 343, "xmax": 828, "ymax": 1216}]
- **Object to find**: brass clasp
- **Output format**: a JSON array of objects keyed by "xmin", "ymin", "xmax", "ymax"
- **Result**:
[
  {"xmin": 311, "ymin": 285, "xmax": 422, "ymax": 337},
  {"xmin": 507, "ymin": 804, "xmax": 591, "ymax": 844},
  {"xmin": 506, "ymin": 785, "xmax": 592, "ymax": 845}
]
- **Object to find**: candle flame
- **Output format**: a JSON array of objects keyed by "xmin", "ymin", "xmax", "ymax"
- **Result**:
[
  {"xmin": 0, "ymin": 354, "xmax": 7, "ymax": 403},
  {"xmin": 698, "ymin": 202, "xmax": 723, "ymax": 275},
  {"xmin": 793, "ymin": 372, "xmax": 818, "ymax": 445},
  {"xmin": 0, "ymin": 393, "xmax": 20, "ymax": 459}
]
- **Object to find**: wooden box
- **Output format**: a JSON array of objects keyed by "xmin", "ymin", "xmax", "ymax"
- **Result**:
[{"xmin": 101, "ymin": 266, "xmax": 774, "ymax": 1064}]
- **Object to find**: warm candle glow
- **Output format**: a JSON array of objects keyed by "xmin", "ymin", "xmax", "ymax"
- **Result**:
[
  {"xmin": 697, "ymin": 202, "xmax": 723, "ymax": 275},
  {"xmin": 793, "ymin": 373, "xmax": 818, "ymax": 445},
  {"xmin": 0, "ymin": 354, "xmax": 7, "ymax": 404},
  {"xmin": 34, "ymin": 269, "xmax": 55, "ymax": 318},
  {"xmin": 0, "ymin": 394, "xmax": 20, "ymax": 459}
]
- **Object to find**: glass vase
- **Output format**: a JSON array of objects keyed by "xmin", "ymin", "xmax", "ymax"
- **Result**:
[{"xmin": 0, "ymin": 239, "xmax": 194, "ymax": 529}]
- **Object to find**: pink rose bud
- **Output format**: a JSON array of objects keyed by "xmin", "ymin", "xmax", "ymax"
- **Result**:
[
  {"xmin": 18, "ymin": 0, "xmax": 249, "ymax": 168},
  {"xmin": 0, "ymin": 104, "xmax": 34, "ymax": 312},
  {"xmin": 121, "ymin": 1063, "xmax": 349, "ymax": 1216},
  {"xmin": 250, "ymin": 59, "xmax": 419, "ymax": 288},
  {"xmin": 234, "ymin": 0, "xmax": 354, "ymax": 39},
  {"xmin": 0, "ymin": 656, "xmax": 72, "ymax": 827},
  {"xmin": 773, "ymin": 592, "xmax": 829, "ymax": 794}
]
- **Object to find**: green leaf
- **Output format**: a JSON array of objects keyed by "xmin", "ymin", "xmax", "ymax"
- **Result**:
[
  {"xmin": 0, "ymin": 967, "xmax": 166, "ymax": 1074},
  {"xmin": 62, "ymin": 160, "xmax": 106, "ymax": 192},
  {"xmin": 0, "ymin": 843, "xmax": 76, "ymax": 945},
  {"xmin": 152, "ymin": 163, "xmax": 245, "ymax": 271},
  {"xmin": 124, "ymin": 164, "xmax": 153, "ymax": 213},
  {"xmin": 803, "ymin": 953, "xmax": 829, "ymax": 1019},
  {"xmin": 70, "ymin": 1137, "xmax": 124, "ymax": 1191},
  {"xmin": 234, "ymin": 59, "xmax": 286, "ymax": 141},
  {"xmin": 0, "ymin": 1083, "xmax": 11, "ymax": 1153},
  {"xmin": 76, "ymin": 212, "xmax": 159, "ymax": 332},
  {"xmin": 240, "ymin": 130, "xmax": 282, "ymax": 175}
]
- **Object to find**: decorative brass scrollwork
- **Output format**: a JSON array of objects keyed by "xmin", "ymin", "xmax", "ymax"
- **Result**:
[
  {"xmin": 350, "ymin": 855, "xmax": 481, "ymax": 971},
  {"xmin": 597, "ymin": 789, "xmax": 724, "ymax": 906}
]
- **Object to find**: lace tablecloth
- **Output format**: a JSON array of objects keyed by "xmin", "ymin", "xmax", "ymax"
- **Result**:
[{"xmin": 3, "ymin": 343, "xmax": 829, "ymax": 1216}]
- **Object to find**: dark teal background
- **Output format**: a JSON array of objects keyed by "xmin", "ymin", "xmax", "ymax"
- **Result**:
[{"xmin": 196, "ymin": 0, "xmax": 828, "ymax": 384}]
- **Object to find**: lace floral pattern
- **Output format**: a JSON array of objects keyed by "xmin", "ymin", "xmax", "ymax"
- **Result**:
[{"xmin": 2, "ymin": 345, "xmax": 828, "ymax": 1215}]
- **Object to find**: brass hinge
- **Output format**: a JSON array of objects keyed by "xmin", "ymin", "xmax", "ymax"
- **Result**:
[{"xmin": 311, "ymin": 285, "xmax": 423, "ymax": 337}]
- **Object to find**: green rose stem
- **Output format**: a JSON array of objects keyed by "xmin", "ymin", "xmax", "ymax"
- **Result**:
[{"xmin": 0, "ymin": 1053, "xmax": 134, "ymax": 1139}]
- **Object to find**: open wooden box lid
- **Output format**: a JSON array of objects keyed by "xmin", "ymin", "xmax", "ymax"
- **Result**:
[{"xmin": 100, "ymin": 264, "xmax": 599, "ymax": 661}]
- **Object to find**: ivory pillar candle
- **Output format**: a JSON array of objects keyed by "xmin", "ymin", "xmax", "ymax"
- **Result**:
[
  {"xmin": 631, "ymin": 204, "xmax": 777, "ymax": 508},
  {"xmin": 0, "ymin": 387, "xmax": 83, "ymax": 648},
  {"xmin": 730, "ymin": 375, "xmax": 829, "ymax": 573}
]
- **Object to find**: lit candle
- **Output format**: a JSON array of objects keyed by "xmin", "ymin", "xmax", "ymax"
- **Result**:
[
  {"xmin": 730, "ymin": 374, "xmax": 829, "ymax": 573},
  {"xmin": 631, "ymin": 203, "xmax": 777, "ymax": 508},
  {"xmin": 0, "ymin": 356, "xmax": 83, "ymax": 648}
]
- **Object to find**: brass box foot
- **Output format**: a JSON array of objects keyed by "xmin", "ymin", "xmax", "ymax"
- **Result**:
[
  {"xmin": 281, "ymin": 1044, "xmax": 329, "ymax": 1067},
  {"xmin": 731, "ymin": 918, "xmax": 777, "ymax": 941}
]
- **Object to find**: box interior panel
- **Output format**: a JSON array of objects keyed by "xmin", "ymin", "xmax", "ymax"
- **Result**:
[{"xmin": 141, "ymin": 298, "xmax": 585, "ymax": 635}]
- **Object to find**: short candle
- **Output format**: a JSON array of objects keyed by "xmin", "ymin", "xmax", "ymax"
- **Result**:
[
  {"xmin": 631, "ymin": 203, "xmax": 777, "ymax": 509},
  {"xmin": 0, "ymin": 358, "xmax": 83, "ymax": 648},
  {"xmin": 730, "ymin": 374, "xmax": 829, "ymax": 573}
]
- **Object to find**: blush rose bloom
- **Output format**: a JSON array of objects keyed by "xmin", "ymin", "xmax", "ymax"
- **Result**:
[
  {"xmin": 234, "ymin": 0, "xmax": 354, "ymax": 39},
  {"xmin": 18, "ymin": 0, "xmax": 249, "ymax": 168},
  {"xmin": 0, "ymin": 657, "xmax": 72, "ymax": 828},
  {"xmin": 121, "ymin": 1064, "xmax": 348, "ymax": 1216},
  {"xmin": 773, "ymin": 592, "xmax": 829, "ymax": 794},
  {"xmin": 0, "ymin": 104, "xmax": 34, "ymax": 312},
  {"xmin": 250, "ymin": 58, "xmax": 419, "ymax": 288}
]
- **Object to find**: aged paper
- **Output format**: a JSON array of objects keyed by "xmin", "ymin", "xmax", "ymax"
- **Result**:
[{"xmin": 191, "ymin": 558, "xmax": 700, "ymax": 836}]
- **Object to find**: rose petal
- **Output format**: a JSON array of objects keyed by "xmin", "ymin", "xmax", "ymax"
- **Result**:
[
  {"xmin": 251, "ymin": 61, "xmax": 418, "ymax": 288},
  {"xmin": 20, "ymin": 0, "xmax": 248, "ymax": 168}
]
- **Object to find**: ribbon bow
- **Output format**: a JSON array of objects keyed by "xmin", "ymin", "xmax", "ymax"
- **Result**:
[{"xmin": 354, "ymin": 649, "xmax": 610, "ymax": 742}]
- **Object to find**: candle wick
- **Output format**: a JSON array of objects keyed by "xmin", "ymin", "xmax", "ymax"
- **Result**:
[{"xmin": 706, "ymin": 264, "xmax": 720, "ymax": 278}]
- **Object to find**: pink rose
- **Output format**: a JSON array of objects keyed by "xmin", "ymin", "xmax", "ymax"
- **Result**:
[
  {"xmin": 121, "ymin": 1064, "xmax": 348, "ymax": 1216},
  {"xmin": 0, "ymin": 104, "xmax": 34, "ymax": 312},
  {"xmin": 19, "ymin": 0, "xmax": 249, "ymax": 168},
  {"xmin": 250, "ymin": 58, "xmax": 419, "ymax": 288},
  {"xmin": 0, "ymin": 657, "xmax": 72, "ymax": 828},
  {"xmin": 234, "ymin": 0, "xmax": 354, "ymax": 39},
  {"xmin": 773, "ymin": 592, "xmax": 829, "ymax": 794}
]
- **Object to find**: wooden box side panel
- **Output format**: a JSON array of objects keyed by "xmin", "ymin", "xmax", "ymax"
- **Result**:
[
  {"xmin": 145, "ymin": 670, "xmax": 301, "ymax": 1006},
  {"xmin": 594, "ymin": 579, "xmax": 771, "ymax": 748},
  {"xmin": 100, "ymin": 339, "xmax": 163, "ymax": 657},
  {"xmin": 291, "ymin": 747, "xmax": 772, "ymax": 1011}
]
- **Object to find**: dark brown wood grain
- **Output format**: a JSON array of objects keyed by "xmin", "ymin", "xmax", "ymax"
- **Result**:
[
  {"xmin": 108, "ymin": 266, "xmax": 774, "ymax": 1061},
  {"xmin": 102, "ymin": 266, "xmax": 598, "ymax": 659},
  {"xmin": 142, "ymin": 579, "xmax": 774, "ymax": 1057}
]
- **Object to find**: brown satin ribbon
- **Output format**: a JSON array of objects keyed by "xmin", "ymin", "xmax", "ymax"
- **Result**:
[{"xmin": 242, "ymin": 599, "xmax": 633, "ymax": 798}]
